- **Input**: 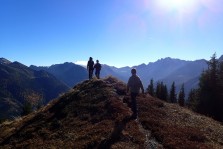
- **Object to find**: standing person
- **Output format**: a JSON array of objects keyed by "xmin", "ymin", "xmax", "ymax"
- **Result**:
[
  {"xmin": 87, "ymin": 57, "xmax": 94, "ymax": 79},
  {"xmin": 127, "ymin": 68, "xmax": 144, "ymax": 119},
  {"xmin": 94, "ymin": 60, "xmax": 102, "ymax": 79}
]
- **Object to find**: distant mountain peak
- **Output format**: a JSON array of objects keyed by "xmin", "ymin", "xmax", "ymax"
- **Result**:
[
  {"xmin": 159, "ymin": 57, "xmax": 186, "ymax": 62},
  {"xmin": 219, "ymin": 55, "xmax": 223, "ymax": 61},
  {"xmin": 134, "ymin": 63, "xmax": 146, "ymax": 68},
  {"xmin": 0, "ymin": 58, "xmax": 11, "ymax": 64}
]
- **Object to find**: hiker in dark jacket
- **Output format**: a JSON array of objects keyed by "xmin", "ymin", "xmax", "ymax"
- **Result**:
[
  {"xmin": 87, "ymin": 57, "xmax": 94, "ymax": 79},
  {"xmin": 127, "ymin": 68, "xmax": 144, "ymax": 119},
  {"xmin": 94, "ymin": 60, "xmax": 102, "ymax": 79}
]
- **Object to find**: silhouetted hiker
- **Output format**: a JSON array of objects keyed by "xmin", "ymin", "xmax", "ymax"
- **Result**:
[
  {"xmin": 127, "ymin": 68, "xmax": 144, "ymax": 119},
  {"xmin": 94, "ymin": 60, "xmax": 102, "ymax": 79},
  {"xmin": 87, "ymin": 57, "xmax": 94, "ymax": 79}
]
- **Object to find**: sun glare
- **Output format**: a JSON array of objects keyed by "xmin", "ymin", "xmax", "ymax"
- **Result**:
[
  {"xmin": 157, "ymin": 0, "xmax": 196, "ymax": 12},
  {"xmin": 169, "ymin": 0, "xmax": 189, "ymax": 8}
]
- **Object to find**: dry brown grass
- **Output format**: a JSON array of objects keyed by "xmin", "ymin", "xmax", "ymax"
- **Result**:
[
  {"xmin": 0, "ymin": 77, "xmax": 144, "ymax": 148},
  {"xmin": 138, "ymin": 94, "xmax": 223, "ymax": 149},
  {"xmin": 0, "ymin": 76, "xmax": 223, "ymax": 149}
]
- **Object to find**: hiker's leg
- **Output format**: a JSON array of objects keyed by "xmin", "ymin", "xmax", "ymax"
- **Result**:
[
  {"xmin": 98, "ymin": 71, "xmax": 100, "ymax": 79},
  {"xmin": 95, "ymin": 71, "xmax": 100, "ymax": 79},
  {"xmin": 89, "ymin": 69, "xmax": 93, "ymax": 79},
  {"xmin": 89, "ymin": 71, "xmax": 91, "ymax": 79}
]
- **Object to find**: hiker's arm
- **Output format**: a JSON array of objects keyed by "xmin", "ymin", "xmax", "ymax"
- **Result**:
[
  {"xmin": 126, "ymin": 78, "xmax": 131, "ymax": 94},
  {"xmin": 140, "ymin": 81, "xmax": 144, "ymax": 94},
  {"xmin": 87, "ymin": 62, "xmax": 89, "ymax": 71}
]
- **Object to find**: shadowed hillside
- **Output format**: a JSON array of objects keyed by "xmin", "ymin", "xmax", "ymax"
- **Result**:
[
  {"xmin": 0, "ymin": 77, "xmax": 222, "ymax": 148},
  {"xmin": 0, "ymin": 58, "xmax": 70, "ymax": 120},
  {"xmin": 30, "ymin": 62, "xmax": 88, "ymax": 88}
]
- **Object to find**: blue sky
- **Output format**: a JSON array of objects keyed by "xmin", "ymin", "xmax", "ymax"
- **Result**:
[{"xmin": 0, "ymin": 0, "xmax": 223, "ymax": 67}]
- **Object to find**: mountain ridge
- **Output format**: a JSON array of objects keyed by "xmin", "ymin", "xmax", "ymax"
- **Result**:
[
  {"xmin": 0, "ymin": 77, "xmax": 222, "ymax": 148},
  {"xmin": 0, "ymin": 55, "xmax": 222, "ymax": 120},
  {"xmin": 29, "ymin": 56, "xmax": 222, "ymax": 96},
  {"xmin": 0, "ymin": 59, "xmax": 70, "ymax": 120},
  {"xmin": 0, "ymin": 58, "xmax": 12, "ymax": 64},
  {"xmin": 30, "ymin": 62, "xmax": 88, "ymax": 88}
]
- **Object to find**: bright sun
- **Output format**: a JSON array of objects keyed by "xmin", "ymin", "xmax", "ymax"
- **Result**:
[{"xmin": 157, "ymin": 0, "xmax": 196, "ymax": 12}]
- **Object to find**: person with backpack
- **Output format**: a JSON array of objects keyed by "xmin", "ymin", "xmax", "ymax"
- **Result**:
[
  {"xmin": 127, "ymin": 68, "xmax": 144, "ymax": 119},
  {"xmin": 87, "ymin": 57, "xmax": 94, "ymax": 79},
  {"xmin": 94, "ymin": 60, "xmax": 102, "ymax": 79}
]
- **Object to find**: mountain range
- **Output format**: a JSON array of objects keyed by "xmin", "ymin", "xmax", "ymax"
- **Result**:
[
  {"xmin": 1, "ymin": 55, "xmax": 222, "ymax": 120},
  {"xmin": 0, "ymin": 58, "xmax": 70, "ymax": 120},
  {"xmin": 31, "ymin": 57, "xmax": 210, "ymax": 95},
  {"xmin": 30, "ymin": 62, "xmax": 88, "ymax": 88},
  {"xmin": 0, "ymin": 77, "xmax": 222, "ymax": 148},
  {"xmin": 101, "ymin": 58, "xmax": 208, "ymax": 95}
]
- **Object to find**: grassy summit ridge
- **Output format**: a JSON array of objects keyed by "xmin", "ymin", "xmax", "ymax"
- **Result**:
[{"xmin": 0, "ymin": 76, "xmax": 223, "ymax": 148}]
